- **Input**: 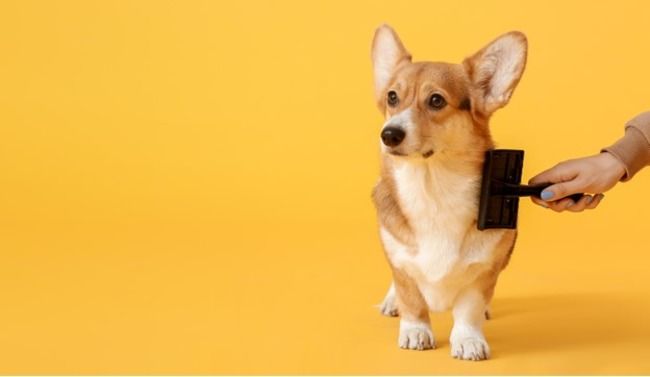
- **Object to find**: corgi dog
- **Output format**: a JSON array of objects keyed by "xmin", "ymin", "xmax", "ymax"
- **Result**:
[{"xmin": 370, "ymin": 25, "xmax": 527, "ymax": 361}]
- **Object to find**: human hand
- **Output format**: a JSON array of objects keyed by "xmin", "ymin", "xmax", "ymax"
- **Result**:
[{"xmin": 529, "ymin": 152, "xmax": 626, "ymax": 212}]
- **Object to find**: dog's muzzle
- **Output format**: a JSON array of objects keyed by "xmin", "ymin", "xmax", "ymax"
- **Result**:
[{"xmin": 381, "ymin": 127, "xmax": 405, "ymax": 147}]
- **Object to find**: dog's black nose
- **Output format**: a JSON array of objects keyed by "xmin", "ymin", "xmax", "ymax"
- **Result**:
[{"xmin": 381, "ymin": 127, "xmax": 405, "ymax": 147}]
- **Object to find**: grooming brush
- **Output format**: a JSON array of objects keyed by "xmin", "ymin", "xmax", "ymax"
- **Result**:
[{"xmin": 477, "ymin": 149, "xmax": 583, "ymax": 230}]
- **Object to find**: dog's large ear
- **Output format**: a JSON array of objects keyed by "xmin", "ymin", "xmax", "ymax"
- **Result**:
[
  {"xmin": 463, "ymin": 31, "xmax": 527, "ymax": 116},
  {"xmin": 371, "ymin": 24, "xmax": 411, "ymax": 102}
]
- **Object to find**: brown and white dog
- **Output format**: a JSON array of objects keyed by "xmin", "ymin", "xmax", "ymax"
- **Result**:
[{"xmin": 370, "ymin": 25, "xmax": 526, "ymax": 361}]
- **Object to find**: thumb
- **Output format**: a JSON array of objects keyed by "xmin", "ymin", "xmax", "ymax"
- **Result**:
[{"xmin": 539, "ymin": 179, "xmax": 584, "ymax": 201}]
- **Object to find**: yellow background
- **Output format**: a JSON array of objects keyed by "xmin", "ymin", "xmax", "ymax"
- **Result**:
[{"xmin": 1, "ymin": 0, "xmax": 650, "ymax": 374}]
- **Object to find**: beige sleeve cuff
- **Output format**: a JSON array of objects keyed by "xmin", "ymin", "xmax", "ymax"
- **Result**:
[{"xmin": 602, "ymin": 112, "xmax": 650, "ymax": 181}]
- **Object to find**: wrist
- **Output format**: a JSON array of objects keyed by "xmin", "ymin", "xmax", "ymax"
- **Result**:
[{"xmin": 599, "ymin": 151, "xmax": 626, "ymax": 181}]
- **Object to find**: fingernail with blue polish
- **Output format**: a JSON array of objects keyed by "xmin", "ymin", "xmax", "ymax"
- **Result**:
[{"xmin": 540, "ymin": 190, "xmax": 554, "ymax": 201}]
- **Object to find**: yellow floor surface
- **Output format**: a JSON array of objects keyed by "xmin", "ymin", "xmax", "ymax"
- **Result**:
[{"xmin": 2, "ymin": 218, "xmax": 650, "ymax": 374}]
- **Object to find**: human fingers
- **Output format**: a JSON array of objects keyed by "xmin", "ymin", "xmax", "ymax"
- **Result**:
[
  {"xmin": 538, "ymin": 178, "xmax": 587, "ymax": 202},
  {"xmin": 565, "ymin": 194, "xmax": 593, "ymax": 212},
  {"xmin": 530, "ymin": 196, "xmax": 549, "ymax": 208},
  {"xmin": 546, "ymin": 197, "xmax": 576, "ymax": 212},
  {"xmin": 585, "ymin": 193, "xmax": 604, "ymax": 210}
]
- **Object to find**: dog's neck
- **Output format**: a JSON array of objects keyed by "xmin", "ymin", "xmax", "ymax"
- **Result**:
[
  {"xmin": 387, "ymin": 149, "xmax": 484, "ymax": 238},
  {"xmin": 387, "ymin": 147, "xmax": 487, "ymax": 178}
]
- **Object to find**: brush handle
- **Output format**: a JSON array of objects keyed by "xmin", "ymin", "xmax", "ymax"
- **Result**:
[
  {"xmin": 515, "ymin": 183, "xmax": 584, "ymax": 202},
  {"xmin": 494, "ymin": 181, "xmax": 584, "ymax": 202}
]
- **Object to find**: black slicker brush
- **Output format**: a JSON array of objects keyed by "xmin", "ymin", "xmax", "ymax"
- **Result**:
[{"xmin": 477, "ymin": 149, "xmax": 583, "ymax": 230}]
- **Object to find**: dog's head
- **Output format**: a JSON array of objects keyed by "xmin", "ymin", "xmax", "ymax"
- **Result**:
[{"xmin": 371, "ymin": 25, "xmax": 527, "ymax": 161}]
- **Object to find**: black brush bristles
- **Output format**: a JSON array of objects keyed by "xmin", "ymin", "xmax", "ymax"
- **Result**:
[{"xmin": 477, "ymin": 150, "xmax": 524, "ymax": 230}]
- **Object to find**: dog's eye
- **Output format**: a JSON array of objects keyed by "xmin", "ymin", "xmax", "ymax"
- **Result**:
[
  {"xmin": 428, "ymin": 93, "xmax": 447, "ymax": 110},
  {"xmin": 387, "ymin": 91, "xmax": 399, "ymax": 107}
]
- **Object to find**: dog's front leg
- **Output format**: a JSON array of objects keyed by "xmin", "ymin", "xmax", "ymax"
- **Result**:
[
  {"xmin": 379, "ymin": 281, "xmax": 399, "ymax": 317},
  {"xmin": 450, "ymin": 286, "xmax": 490, "ymax": 361},
  {"xmin": 392, "ymin": 268, "xmax": 434, "ymax": 350}
]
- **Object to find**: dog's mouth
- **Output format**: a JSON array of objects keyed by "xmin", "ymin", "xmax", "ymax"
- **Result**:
[{"xmin": 387, "ymin": 149, "xmax": 435, "ymax": 158}]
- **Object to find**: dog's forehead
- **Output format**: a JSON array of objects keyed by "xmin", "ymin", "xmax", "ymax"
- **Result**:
[{"xmin": 395, "ymin": 62, "xmax": 468, "ymax": 98}]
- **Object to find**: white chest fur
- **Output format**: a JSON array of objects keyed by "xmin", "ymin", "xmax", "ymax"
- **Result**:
[{"xmin": 381, "ymin": 158, "xmax": 505, "ymax": 311}]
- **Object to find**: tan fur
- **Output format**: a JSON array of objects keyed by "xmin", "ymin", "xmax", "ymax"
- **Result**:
[
  {"xmin": 372, "ymin": 164, "xmax": 415, "ymax": 247},
  {"xmin": 370, "ymin": 25, "xmax": 527, "ymax": 360}
]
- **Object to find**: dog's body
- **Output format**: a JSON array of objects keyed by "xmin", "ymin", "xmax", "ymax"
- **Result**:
[{"xmin": 370, "ymin": 25, "xmax": 527, "ymax": 360}]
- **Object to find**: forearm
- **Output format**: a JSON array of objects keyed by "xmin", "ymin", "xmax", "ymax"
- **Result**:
[{"xmin": 602, "ymin": 112, "xmax": 650, "ymax": 181}]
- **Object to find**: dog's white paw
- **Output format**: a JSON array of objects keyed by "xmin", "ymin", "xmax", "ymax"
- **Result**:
[
  {"xmin": 379, "ymin": 283, "xmax": 399, "ymax": 317},
  {"xmin": 380, "ymin": 295, "xmax": 398, "ymax": 317},
  {"xmin": 380, "ymin": 300, "xmax": 398, "ymax": 317},
  {"xmin": 451, "ymin": 337, "xmax": 490, "ymax": 361},
  {"xmin": 398, "ymin": 320, "xmax": 435, "ymax": 350}
]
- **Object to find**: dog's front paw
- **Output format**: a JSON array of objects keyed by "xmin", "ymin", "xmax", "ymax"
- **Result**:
[
  {"xmin": 379, "ymin": 283, "xmax": 399, "ymax": 317},
  {"xmin": 398, "ymin": 320, "xmax": 435, "ymax": 350},
  {"xmin": 380, "ymin": 300, "xmax": 398, "ymax": 317},
  {"xmin": 380, "ymin": 295, "xmax": 398, "ymax": 317},
  {"xmin": 451, "ymin": 337, "xmax": 490, "ymax": 361}
]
